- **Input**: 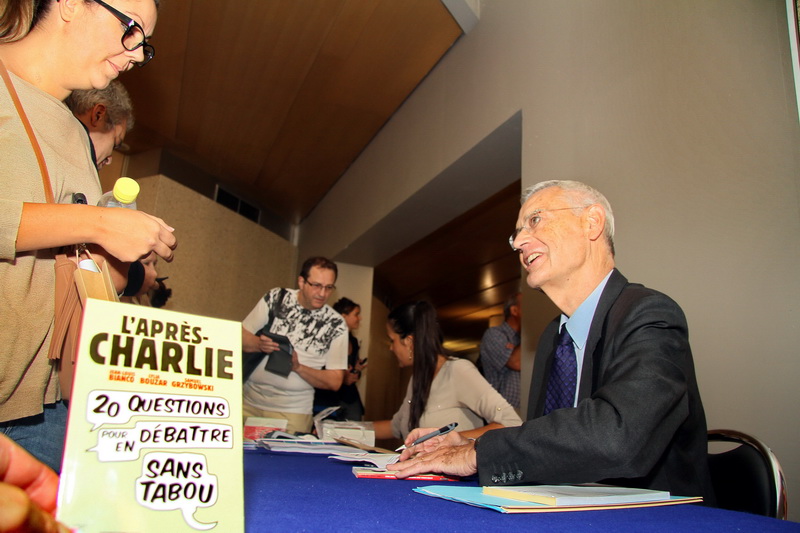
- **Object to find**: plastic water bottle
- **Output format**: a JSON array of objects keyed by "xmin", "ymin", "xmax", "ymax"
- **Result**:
[{"xmin": 97, "ymin": 177, "xmax": 139, "ymax": 209}]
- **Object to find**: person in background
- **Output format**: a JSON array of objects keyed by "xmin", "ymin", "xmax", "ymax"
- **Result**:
[
  {"xmin": 0, "ymin": 0, "xmax": 175, "ymax": 472},
  {"xmin": 314, "ymin": 297, "xmax": 367, "ymax": 421},
  {"xmin": 149, "ymin": 276, "xmax": 172, "ymax": 308},
  {"xmin": 372, "ymin": 301, "xmax": 522, "ymax": 444},
  {"xmin": 479, "ymin": 292, "xmax": 522, "ymax": 409},
  {"xmin": 65, "ymin": 80, "xmax": 133, "ymax": 170},
  {"xmin": 241, "ymin": 257, "xmax": 348, "ymax": 434},
  {"xmin": 120, "ymin": 251, "xmax": 159, "ymax": 305},
  {"xmin": 68, "ymin": 79, "xmax": 153, "ymax": 307},
  {"xmin": 391, "ymin": 180, "xmax": 715, "ymax": 504}
]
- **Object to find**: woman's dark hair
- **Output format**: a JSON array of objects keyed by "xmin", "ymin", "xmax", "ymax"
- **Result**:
[
  {"xmin": 388, "ymin": 300, "xmax": 447, "ymax": 432},
  {"xmin": 332, "ymin": 297, "xmax": 359, "ymax": 316},
  {"xmin": 29, "ymin": 0, "xmax": 51, "ymax": 33}
]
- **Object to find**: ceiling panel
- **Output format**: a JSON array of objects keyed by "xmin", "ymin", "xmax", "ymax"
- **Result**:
[
  {"xmin": 118, "ymin": 0, "xmax": 518, "ymax": 352},
  {"xmin": 122, "ymin": 0, "xmax": 462, "ymax": 223}
]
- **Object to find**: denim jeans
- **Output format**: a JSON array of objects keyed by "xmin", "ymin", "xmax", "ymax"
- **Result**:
[{"xmin": 0, "ymin": 401, "xmax": 68, "ymax": 473}]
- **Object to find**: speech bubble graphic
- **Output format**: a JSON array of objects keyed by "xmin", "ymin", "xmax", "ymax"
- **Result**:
[
  {"xmin": 86, "ymin": 390, "xmax": 230, "ymax": 430},
  {"xmin": 136, "ymin": 452, "xmax": 218, "ymax": 530},
  {"xmin": 90, "ymin": 421, "xmax": 233, "ymax": 462}
]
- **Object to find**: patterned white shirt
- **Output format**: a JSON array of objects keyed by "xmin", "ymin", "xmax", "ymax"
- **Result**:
[{"xmin": 242, "ymin": 288, "xmax": 348, "ymax": 414}]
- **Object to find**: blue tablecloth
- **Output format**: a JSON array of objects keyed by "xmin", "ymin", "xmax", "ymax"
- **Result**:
[{"xmin": 244, "ymin": 449, "xmax": 798, "ymax": 532}]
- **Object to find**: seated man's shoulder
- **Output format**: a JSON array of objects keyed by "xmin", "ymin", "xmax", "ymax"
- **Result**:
[
  {"xmin": 619, "ymin": 282, "xmax": 680, "ymax": 306},
  {"xmin": 611, "ymin": 282, "xmax": 686, "ymax": 324}
]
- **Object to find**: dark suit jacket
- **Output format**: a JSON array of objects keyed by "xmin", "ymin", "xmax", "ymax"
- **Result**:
[{"xmin": 476, "ymin": 269, "xmax": 715, "ymax": 502}]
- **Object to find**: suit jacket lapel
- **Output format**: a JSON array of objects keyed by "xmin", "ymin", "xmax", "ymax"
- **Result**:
[
  {"xmin": 578, "ymin": 268, "xmax": 628, "ymax": 400},
  {"xmin": 527, "ymin": 319, "xmax": 559, "ymax": 418}
]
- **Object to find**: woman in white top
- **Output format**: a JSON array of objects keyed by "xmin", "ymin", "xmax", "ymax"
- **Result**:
[{"xmin": 373, "ymin": 301, "xmax": 521, "ymax": 442}]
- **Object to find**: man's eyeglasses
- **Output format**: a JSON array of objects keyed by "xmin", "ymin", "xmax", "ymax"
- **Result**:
[
  {"xmin": 92, "ymin": 0, "xmax": 155, "ymax": 66},
  {"xmin": 304, "ymin": 280, "xmax": 336, "ymax": 292},
  {"xmin": 508, "ymin": 206, "xmax": 586, "ymax": 251}
]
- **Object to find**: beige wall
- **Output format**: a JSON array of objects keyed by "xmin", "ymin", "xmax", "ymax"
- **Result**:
[
  {"xmin": 300, "ymin": 1, "xmax": 800, "ymax": 518},
  {"xmin": 136, "ymin": 175, "xmax": 297, "ymax": 321}
]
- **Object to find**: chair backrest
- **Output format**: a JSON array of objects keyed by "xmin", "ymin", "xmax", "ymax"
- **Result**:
[{"xmin": 707, "ymin": 429, "xmax": 788, "ymax": 520}]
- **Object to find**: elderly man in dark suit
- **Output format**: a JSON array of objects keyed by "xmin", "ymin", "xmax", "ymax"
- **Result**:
[{"xmin": 391, "ymin": 180, "xmax": 715, "ymax": 503}]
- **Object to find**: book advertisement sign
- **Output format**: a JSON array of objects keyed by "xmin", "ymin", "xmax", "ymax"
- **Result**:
[{"xmin": 57, "ymin": 299, "xmax": 244, "ymax": 532}]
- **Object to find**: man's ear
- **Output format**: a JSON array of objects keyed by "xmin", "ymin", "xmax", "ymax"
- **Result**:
[
  {"xmin": 89, "ymin": 104, "xmax": 108, "ymax": 127},
  {"xmin": 584, "ymin": 204, "xmax": 606, "ymax": 243}
]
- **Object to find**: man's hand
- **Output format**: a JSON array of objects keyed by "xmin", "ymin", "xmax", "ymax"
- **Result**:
[
  {"xmin": 256, "ymin": 336, "xmax": 280, "ymax": 354},
  {"xmin": 398, "ymin": 427, "xmax": 466, "ymax": 460},
  {"xmin": 390, "ymin": 439, "xmax": 479, "ymax": 479},
  {"xmin": 0, "ymin": 434, "xmax": 69, "ymax": 532},
  {"xmin": 241, "ymin": 327, "xmax": 279, "ymax": 354},
  {"xmin": 506, "ymin": 342, "xmax": 521, "ymax": 371}
]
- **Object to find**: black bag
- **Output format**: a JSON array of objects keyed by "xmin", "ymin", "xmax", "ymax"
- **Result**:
[
  {"xmin": 261, "ymin": 332, "xmax": 294, "ymax": 378},
  {"xmin": 243, "ymin": 288, "xmax": 289, "ymax": 382}
]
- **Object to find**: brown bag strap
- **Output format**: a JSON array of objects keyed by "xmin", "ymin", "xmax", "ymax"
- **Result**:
[{"xmin": 0, "ymin": 59, "xmax": 55, "ymax": 204}]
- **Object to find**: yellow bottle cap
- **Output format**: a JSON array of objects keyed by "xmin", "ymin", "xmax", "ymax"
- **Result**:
[{"xmin": 112, "ymin": 177, "xmax": 140, "ymax": 204}]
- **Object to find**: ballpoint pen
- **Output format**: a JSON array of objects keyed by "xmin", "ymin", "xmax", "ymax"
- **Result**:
[{"xmin": 395, "ymin": 422, "xmax": 458, "ymax": 452}]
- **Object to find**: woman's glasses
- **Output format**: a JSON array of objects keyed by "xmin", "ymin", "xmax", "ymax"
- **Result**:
[{"xmin": 92, "ymin": 0, "xmax": 155, "ymax": 66}]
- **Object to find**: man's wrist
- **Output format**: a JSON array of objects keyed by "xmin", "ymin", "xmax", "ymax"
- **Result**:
[{"xmin": 467, "ymin": 437, "xmax": 480, "ymax": 472}]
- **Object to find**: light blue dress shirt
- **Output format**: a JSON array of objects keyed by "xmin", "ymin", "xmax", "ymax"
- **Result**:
[{"xmin": 559, "ymin": 270, "xmax": 614, "ymax": 406}]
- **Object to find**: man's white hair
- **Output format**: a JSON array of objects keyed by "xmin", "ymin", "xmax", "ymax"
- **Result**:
[{"xmin": 522, "ymin": 180, "xmax": 615, "ymax": 255}]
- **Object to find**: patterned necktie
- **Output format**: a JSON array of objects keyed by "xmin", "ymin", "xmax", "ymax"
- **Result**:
[{"xmin": 543, "ymin": 324, "xmax": 577, "ymax": 414}]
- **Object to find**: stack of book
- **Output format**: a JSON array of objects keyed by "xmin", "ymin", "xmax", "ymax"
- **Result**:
[{"xmin": 414, "ymin": 484, "xmax": 702, "ymax": 513}]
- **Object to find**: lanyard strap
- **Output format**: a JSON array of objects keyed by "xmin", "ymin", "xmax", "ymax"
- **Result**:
[{"xmin": 0, "ymin": 59, "xmax": 54, "ymax": 204}]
